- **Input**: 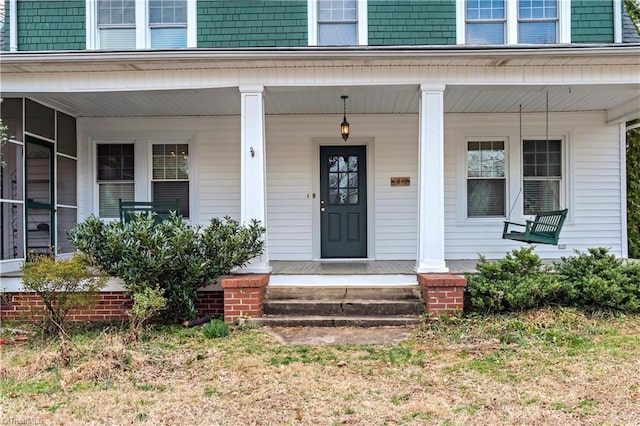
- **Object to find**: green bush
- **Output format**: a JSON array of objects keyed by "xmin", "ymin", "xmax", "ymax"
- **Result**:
[
  {"xmin": 202, "ymin": 319, "xmax": 229, "ymax": 339},
  {"xmin": 627, "ymin": 122, "xmax": 640, "ymax": 258},
  {"xmin": 128, "ymin": 287, "xmax": 167, "ymax": 342},
  {"xmin": 21, "ymin": 253, "xmax": 108, "ymax": 335},
  {"xmin": 553, "ymin": 247, "xmax": 640, "ymax": 313},
  {"xmin": 466, "ymin": 247, "xmax": 569, "ymax": 314},
  {"xmin": 68, "ymin": 214, "xmax": 265, "ymax": 322},
  {"xmin": 467, "ymin": 247, "xmax": 640, "ymax": 315}
]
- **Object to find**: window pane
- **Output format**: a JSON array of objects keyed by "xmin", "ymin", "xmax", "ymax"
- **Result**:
[
  {"xmin": 467, "ymin": 141, "xmax": 504, "ymax": 178},
  {"xmin": 318, "ymin": 0, "xmax": 357, "ymax": 22},
  {"xmin": 100, "ymin": 28, "xmax": 136, "ymax": 49},
  {"xmin": 98, "ymin": 0, "xmax": 135, "ymax": 25},
  {"xmin": 467, "ymin": 0, "xmax": 505, "ymax": 20},
  {"xmin": 519, "ymin": 0, "xmax": 557, "ymax": 19},
  {"xmin": 467, "ymin": 22, "xmax": 505, "ymax": 44},
  {"xmin": 523, "ymin": 140, "xmax": 561, "ymax": 177},
  {"xmin": 27, "ymin": 208, "xmax": 52, "ymax": 256},
  {"xmin": 153, "ymin": 181, "xmax": 189, "ymax": 218},
  {"xmin": 56, "ymin": 207, "xmax": 77, "ymax": 254},
  {"xmin": 467, "ymin": 179, "xmax": 505, "ymax": 217},
  {"xmin": 99, "ymin": 183, "xmax": 134, "ymax": 218},
  {"xmin": 98, "ymin": 144, "xmax": 134, "ymax": 181},
  {"xmin": 152, "ymin": 143, "xmax": 188, "ymax": 180},
  {"xmin": 0, "ymin": 98, "xmax": 23, "ymax": 142},
  {"xmin": 149, "ymin": 0, "xmax": 187, "ymax": 24},
  {"xmin": 57, "ymin": 112, "xmax": 77, "ymax": 157},
  {"xmin": 25, "ymin": 100, "xmax": 55, "ymax": 141},
  {"xmin": 524, "ymin": 180, "xmax": 560, "ymax": 215},
  {"xmin": 519, "ymin": 21, "xmax": 557, "ymax": 44},
  {"xmin": 57, "ymin": 156, "xmax": 77, "ymax": 206},
  {"xmin": 150, "ymin": 27, "xmax": 187, "ymax": 49},
  {"xmin": 26, "ymin": 142, "xmax": 52, "ymax": 205},
  {"xmin": 0, "ymin": 142, "xmax": 23, "ymax": 201},
  {"xmin": 0, "ymin": 202, "xmax": 24, "ymax": 260},
  {"xmin": 319, "ymin": 23, "xmax": 357, "ymax": 45}
]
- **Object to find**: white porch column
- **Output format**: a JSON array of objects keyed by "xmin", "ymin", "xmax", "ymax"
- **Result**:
[
  {"xmin": 239, "ymin": 85, "xmax": 271, "ymax": 273},
  {"xmin": 416, "ymin": 83, "xmax": 448, "ymax": 273}
]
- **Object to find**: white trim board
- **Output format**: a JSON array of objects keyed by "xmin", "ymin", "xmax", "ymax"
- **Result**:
[{"xmin": 268, "ymin": 274, "xmax": 418, "ymax": 286}]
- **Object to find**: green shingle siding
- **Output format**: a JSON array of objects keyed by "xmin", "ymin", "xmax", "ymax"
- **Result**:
[
  {"xmin": 197, "ymin": 1, "xmax": 307, "ymax": 47},
  {"xmin": 368, "ymin": 0, "xmax": 456, "ymax": 46},
  {"xmin": 571, "ymin": 0, "xmax": 614, "ymax": 43},
  {"xmin": 16, "ymin": 0, "xmax": 85, "ymax": 51},
  {"xmin": 3, "ymin": 1, "xmax": 9, "ymax": 51}
]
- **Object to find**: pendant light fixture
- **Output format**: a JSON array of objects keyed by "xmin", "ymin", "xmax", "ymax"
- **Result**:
[{"xmin": 340, "ymin": 95, "xmax": 350, "ymax": 142}]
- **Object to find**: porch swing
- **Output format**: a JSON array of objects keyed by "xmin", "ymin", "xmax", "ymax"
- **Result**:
[{"xmin": 502, "ymin": 93, "xmax": 568, "ymax": 245}]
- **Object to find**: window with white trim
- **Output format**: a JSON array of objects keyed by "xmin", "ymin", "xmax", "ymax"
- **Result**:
[
  {"xmin": 466, "ymin": 0, "xmax": 505, "ymax": 44},
  {"xmin": 308, "ymin": 0, "xmax": 367, "ymax": 46},
  {"xmin": 149, "ymin": 0, "xmax": 187, "ymax": 48},
  {"xmin": 97, "ymin": 143, "xmax": 135, "ymax": 218},
  {"xmin": 467, "ymin": 140, "xmax": 506, "ymax": 217},
  {"xmin": 518, "ymin": 0, "xmax": 558, "ymax": 44},
  {"xmin": 318, "ymin": 0, "xmax": 357, "ymax": 45},
  {"xmin": 151, "ymin": 142, "xmax": 190, "ymax": 218},
  {"xmin": 459, "ymin": 0, "xmax": 567, "ymax": 45},
  {"xmin": 89, "ymin": 0, "xmax": 195, "ymax": 49},
  {"xmin": 522, "ymin": 139, "xmax": 562, "ymax": 215},
  {"xmin": 97, "ymin": 0, "xmax": 136, "ymax": 49}
]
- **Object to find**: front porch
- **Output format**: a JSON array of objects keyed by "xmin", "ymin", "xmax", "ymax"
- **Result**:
[{"xmin": 270, "ymin": 259, "xmax": 479, "ymax": 275}]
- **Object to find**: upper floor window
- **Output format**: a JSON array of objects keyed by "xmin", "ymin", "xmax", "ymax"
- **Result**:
[
  {"xmin": 97, "ymin": 0, "xmax": 136, "ymax": 49},
  {"xmin": 457, "ymin": 0, "xmax": 569, "ymax": 45},
  {"xmin": 308, "ymin": 0, "xmax": 368, "ymax": 46},
  {"xmin": 88, "ymin": 0, "xmax": 196, "ymax": 49},
  {"xmin": 518, "ymin": 0, "xmax": 558, "ymax": 44},
  {"xmin": 466, "ymin": 0, "xmax": 505, "ymax": 44},
  {"xmin": 149, "ymin": 0, "xmax": 187, "ymax": 48}
]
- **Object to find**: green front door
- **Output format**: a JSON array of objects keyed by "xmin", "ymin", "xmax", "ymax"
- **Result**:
[
  {"xmin": 320, "ymin": 145, "xmax": 367, "ymax": 258},
  {"xmin": 25, "ymin": 136, "xmax": 55, "ymax": 256}
]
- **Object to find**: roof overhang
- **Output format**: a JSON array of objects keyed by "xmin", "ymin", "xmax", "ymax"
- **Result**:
[{"xmin": 1, "ymin": 45, "xmax": 639, "ymax": 121}]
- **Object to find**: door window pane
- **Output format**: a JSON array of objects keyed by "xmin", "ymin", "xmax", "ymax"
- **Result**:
[
  {"xmin": 327, "ymin": 155, "xmax": 359, "ymax": 205},
  {"xmin": 26, "ymin": 142, "xmax": 52, "ymax": 205}
]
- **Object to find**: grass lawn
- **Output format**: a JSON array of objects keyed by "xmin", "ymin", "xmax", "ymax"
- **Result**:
[{"xmin": 1, "ymin": 309, "xmax": 639, "ymax": 425}]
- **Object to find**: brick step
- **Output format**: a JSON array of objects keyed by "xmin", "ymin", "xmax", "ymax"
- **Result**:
[
  {"xmin": 263, "ymin": 299, "xmax": 424, "ymax": 316},
  {"xmin": 248, "ymin": 315, "xmax": 422, "ymax": 328},
  {"xmin": 265, "ymin": 285, "xmax": 422, "ymax": 301}
]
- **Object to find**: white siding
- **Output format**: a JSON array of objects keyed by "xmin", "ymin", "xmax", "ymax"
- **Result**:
[
  {"xmin": 76, "ymin": 110, "xmax": 624, "ymax": 262},
  {"xmin": 444, "ymin": 111, "xmax": 624, "ymax": 259}
]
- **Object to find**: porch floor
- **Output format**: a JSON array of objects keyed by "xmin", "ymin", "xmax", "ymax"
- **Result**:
[{"xmin": 270, "ymin": 260, "xmax": 479, "ymax": 275}]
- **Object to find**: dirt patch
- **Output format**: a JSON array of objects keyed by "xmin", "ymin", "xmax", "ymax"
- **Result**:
[{"xmin": 264, "ymin": 326, "xmax": 414, "ymax": 345}]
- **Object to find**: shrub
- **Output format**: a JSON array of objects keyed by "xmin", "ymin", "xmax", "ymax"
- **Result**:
[
  {"xmin": 127, "ymin": 287, "xmax": 166, "ymax": 342},
  {"xmin": 21, "ymin": 253, "xmax": 108, "ymax": 335},
  {"xmin": 466, "ymin": 247, "xmax": 569, "ymax": 314},
  {"xmin": 68, "ymin": 214, "xmax": 265, "ymax": 322},
  {"xmin": 553, "ymin": 247, "xmax": 640, "ymax": 313},
  {"xmin": 202, "ymin": 319, "xmax": 229, "ymax": 339}
]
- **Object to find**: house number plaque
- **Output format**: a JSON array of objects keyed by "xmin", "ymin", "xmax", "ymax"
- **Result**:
[{"xmin": 390, "ymin": 177, "xmax": 410, "ymax": 187}]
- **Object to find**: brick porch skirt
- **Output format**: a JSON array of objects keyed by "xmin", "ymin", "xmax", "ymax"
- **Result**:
[
  {"xmin": 417, "ymin": 274, "xmax": 467, "ymax": 315},
  {"xmin": 0, "ymin": 290, "xmax": 224, "ymax": 322}
]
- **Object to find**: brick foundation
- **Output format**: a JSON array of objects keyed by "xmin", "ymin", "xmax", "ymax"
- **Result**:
[
  {"xmin": 417, "ymin": 274, "xmax": 467, "ymax": 316},
  {"xmin": 220, "ymin": 274, "xmax": 270, "ymax": 323},
  {"xmin": 0, "ymin": 290, "xmax": 224, "ymax": 322}
]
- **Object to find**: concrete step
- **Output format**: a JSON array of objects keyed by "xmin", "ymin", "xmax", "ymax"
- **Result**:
[
  {"xmin": 265, "ymin": 285, "xmax": 422, "ymax": 301},
  {"xmin": 263, "ymin": 299, "xmax": 424, "ymax": 316},
  {"xmin": 248, "ymin": 315, "xmax": 422, "ymax": 328}
]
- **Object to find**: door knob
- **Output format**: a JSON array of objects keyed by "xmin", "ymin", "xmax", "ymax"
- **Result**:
[
  {"xmin": 320, "ymin": 200, "xmax": 325, "ymax": 205},
  {"xmin": 320, "ymin": 207, "xmax": 325, "ymax": 212}
]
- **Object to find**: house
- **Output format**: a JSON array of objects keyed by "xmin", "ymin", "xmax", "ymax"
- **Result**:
[{"xmin": 1, "ymin": 0, "xmax": 639, "ymax": 322}]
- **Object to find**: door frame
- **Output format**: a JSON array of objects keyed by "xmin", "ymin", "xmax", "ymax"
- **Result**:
[
  {"xmin": 24, "ymin": 135, "xmax": 56, "ymax": 255},
  {"xmin": 311, "ymin": 137, "xmax": 375, "ymax": 260}
]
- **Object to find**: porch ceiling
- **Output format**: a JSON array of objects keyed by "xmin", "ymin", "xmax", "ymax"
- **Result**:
[{"xmin": 18, "ymin": 83, "xmax": 640, "ymax": 118}]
